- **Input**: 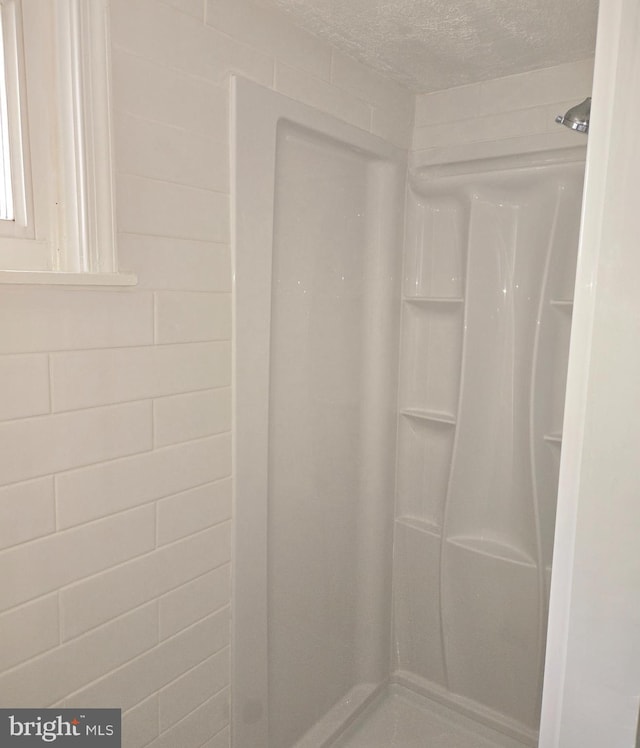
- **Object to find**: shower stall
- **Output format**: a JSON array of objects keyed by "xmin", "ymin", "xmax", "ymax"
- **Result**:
[
  {"xmin": 233, "ymin": 69, "xmax": 589, "ymax": 747},
  {"xmin": 392, "ymin": 157, "xmax": 583, "ymax": 740}
]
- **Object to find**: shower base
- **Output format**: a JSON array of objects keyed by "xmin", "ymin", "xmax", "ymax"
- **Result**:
[{"xmin": 330, "ymin": 685, "xmax": 531, "ymax": 748}]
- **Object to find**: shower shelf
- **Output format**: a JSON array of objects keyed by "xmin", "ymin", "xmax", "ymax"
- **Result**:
[
  {"xmin": 404, "ymin": 296, "xmax": 464, "ymax": 306},
  {"xmin": 543, "ymin": 433, "xmax": 563, "ymax": 444},
  {"xmin": 401, "ymin": 408, "xmax": 456, "ymax": 426},
  {"xmin": 550, "ymin": 299, "xmax": 574, "ymax": 310},
  {"xmin": 396, "ymin": 515, "xmax": 441, "ymax": 538},
  {"xmin": 446, "ymin": 535, "xmax": 537, "ymax": 567}
]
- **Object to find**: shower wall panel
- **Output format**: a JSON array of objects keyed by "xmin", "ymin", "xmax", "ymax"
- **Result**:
[
  {"xmin": 268, "ymin": 127, "xmax": 372, "ymax": 748},
  {"xmin": 392, "ymin": 160, "xmax": 585, "ymax": 740},
  {"xmin": 234, "ymin": 79, "xmax": 405, "ymax": 748}
]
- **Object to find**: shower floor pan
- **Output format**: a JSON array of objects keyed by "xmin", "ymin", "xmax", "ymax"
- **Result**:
[{"xmin": 329, "ymin": 685, "xmax": 530, "ymax": 748}]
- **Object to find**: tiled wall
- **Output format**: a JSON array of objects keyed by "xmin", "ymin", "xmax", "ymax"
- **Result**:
[
  {"xmin": 412, "ymin": 59, "xmax": 594, "ymax": 167},
  {"xmin": 0, "ymin": 1, "xmax": 413, "ymax": 747}
]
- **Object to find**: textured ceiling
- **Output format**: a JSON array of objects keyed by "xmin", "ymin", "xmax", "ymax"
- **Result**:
[{"xmin": 259, "ymin": 0, "xmax": 599, "ymax": 92}]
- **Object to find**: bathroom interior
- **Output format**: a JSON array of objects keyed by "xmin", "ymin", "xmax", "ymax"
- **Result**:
[{"xmin": 3, "ymin": 0, "xmax": 640, "ymax": 747}]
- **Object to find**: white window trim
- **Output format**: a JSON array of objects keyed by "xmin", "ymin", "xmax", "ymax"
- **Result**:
[
  {"xmin": 0, "ymin": 8, "xmax": 16, "ymax": 221},
  {"xmin": 0, "ymin": 0, "xmax": 136, "ymax": 285},
  {"xmin": 0, "ymin": 0, "xmax": 35, "ymax": 243}
]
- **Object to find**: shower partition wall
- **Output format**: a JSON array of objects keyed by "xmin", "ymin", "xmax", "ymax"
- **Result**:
[{"xmin": 232, "ymin": 78, "xmax": 406, "ymax": 748}]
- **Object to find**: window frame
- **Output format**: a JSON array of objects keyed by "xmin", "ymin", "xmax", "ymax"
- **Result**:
[
  {"xmin": 0, "ymin": 0, "xmax": 37, "ymax": 247},
  {"xmin": 0, "ymin": 0, "xmax": 135, "ymax": 285}
]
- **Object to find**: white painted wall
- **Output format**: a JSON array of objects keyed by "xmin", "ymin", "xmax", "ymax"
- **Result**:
[{"xmin": 0, "ymin": 1, "xmax": 414, "ymax": 747}]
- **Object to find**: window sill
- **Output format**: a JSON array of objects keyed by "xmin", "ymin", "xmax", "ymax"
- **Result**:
[{"xmin": 0, "ymin": 270, "xmax": 138, "ymax": 286}]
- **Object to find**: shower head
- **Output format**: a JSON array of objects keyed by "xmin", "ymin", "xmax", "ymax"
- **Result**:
[{"xmin": 556, "ymin": 97, "xmax": 591, "ymax": 134}]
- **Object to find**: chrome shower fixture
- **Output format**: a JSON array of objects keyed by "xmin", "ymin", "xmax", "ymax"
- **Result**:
[{"xmin": 556, "ymin": 97, "xmax": 591, "ymax": 133}]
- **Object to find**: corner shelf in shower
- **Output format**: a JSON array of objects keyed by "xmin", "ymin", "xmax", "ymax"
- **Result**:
[
  {"xmin": 446, "ymin": 534, "xmax": 537, "ymax": 567},
  {"xmin": 543, "ymin": 432, "xmax": 563, "ymax": 444},
  {"xmin": 550, "ymin": 299, "xmax": 574, "ymax": 311},
  {"xmin": 401, "ymin": 408, "xmax": 456, "ymax": 426},
  {"xmin": 399, "ymin": 298, "xmax": 464, "ymax": 417},
  {"xmin": 396, "ymin": 515, "xmax": 441, "ymax": 538},
  {"xmin": 404, "ymin": 296, "xmax": 464, "ymax": 306}
]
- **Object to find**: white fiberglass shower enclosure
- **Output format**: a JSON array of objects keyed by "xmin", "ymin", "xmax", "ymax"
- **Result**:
[{"xmin": 233, "ymin": 77, "xmax": 585, "ymax": 748}]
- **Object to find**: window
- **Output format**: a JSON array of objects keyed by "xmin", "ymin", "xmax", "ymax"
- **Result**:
[
  {"xmin": 0, "ymin": 0, "xmax": 135, "ymax": 284},
  {"xmin": 0, "ymin": 10, "xmax": 13, "ymax": 222}
]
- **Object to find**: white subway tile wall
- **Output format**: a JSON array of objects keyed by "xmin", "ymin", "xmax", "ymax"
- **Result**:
[
  {"xmin": 158, "ymin": 565, "xmax": 231, "ymax": 641},
  {"xmin": 122, "ymin": 696, "xmax": 160, "ymax": 748},
  {"xmin": 411, "ymin": 58, "xmax": 595, "ymax": 166},
  {"xmin": 65, "ymin": 608, "xmax": 230, "ymax": 711},
  {"xmin": 0, "ymin": 0, "xmax": 414, "ymax": 745},
  {"xmin": 0, "ymin": 478, "xmax": 55, "ymax": 550},
  {"xmin": 158, "ymin": 649, "xmax": 229, "ymax": 731}
]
